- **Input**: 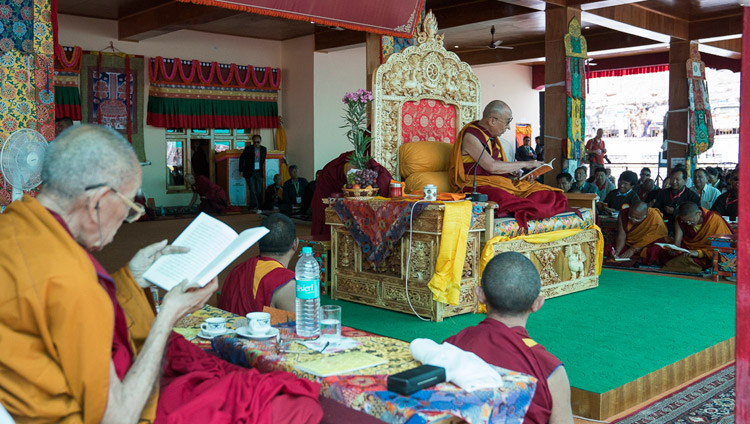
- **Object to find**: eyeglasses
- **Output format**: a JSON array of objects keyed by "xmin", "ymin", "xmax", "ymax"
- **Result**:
[
  {"xmin": 628, "ymin": 214, "xmax": 646, "ymax": 223},
  {"xmin": 491, "ymin": 115, "xmax": 513, "ymax": 126},
  {"xmin": 85, "ymin": 184, "xmax": 145, "ymax": 223}
]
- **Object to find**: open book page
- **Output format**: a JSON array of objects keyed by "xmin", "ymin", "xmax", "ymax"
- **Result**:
[
  {"xmin": 518, "ymin": 158, "xmax": 555, "ymax": 182},
  {"xmin": 191, "ymin": 226, "xmax": 269, "ymax": 287},
  {"xmin": 611, "ymin": 257, "xmax": 631, "ymax": 262},
  {"xmin": 144, "ymin": 213, "xmax": 254, "ymax": 290},
  {"xmin": 655, "ymin": 243, "xmax": 691, "ymax": 254}
]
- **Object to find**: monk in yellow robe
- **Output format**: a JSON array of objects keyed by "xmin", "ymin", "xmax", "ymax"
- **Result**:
[
  {"xmin": 610, "ymin": 201, "xmax": 671, "ymax": 265},
  {"xmin": 662, "ymin": 201, "xmax": 733, "ymax": 273},
  {"xmin": 0, "ymin": 125, "xmax": 322, "ymax": 423},
  {"xmin": 449, "ymin": 100, "xmax": 567, "ymax": 224}
]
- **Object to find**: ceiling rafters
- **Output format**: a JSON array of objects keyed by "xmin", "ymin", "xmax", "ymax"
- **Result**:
[{"xmin": 118, "ymin": 1, "xmax": 242, "ymax": 41}]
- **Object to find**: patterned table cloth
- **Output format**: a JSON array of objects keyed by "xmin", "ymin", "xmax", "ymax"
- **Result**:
[{"xmin": 175, "ymin": 306, "xmax": 536, "ymax": 424}]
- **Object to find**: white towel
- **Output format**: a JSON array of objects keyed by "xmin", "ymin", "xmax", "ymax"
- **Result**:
[{"xmin": 410, "ymin": 338, "xmax": 506, "ymax": 392}]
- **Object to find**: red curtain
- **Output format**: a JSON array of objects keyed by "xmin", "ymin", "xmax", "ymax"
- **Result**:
[{"xmin": 587, "ymin": 65, "xmax": 669, "ymax": 79}]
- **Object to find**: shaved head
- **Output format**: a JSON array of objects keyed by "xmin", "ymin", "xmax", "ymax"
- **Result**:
[
  {"xmin": 482, "ymin": 100, "xmax": 511, "ymax": 120},
  {"xmin": 631, "ymin": 201, "xmax": 647, "ymax": 214},
  {"xmin": 41, "ymin": 124, "xmax": 139, "ymax": 208},
  {"xmin": 677, "ymin": 201, "xmax": 700, "ymax": 217},
  {"xmin": 481, "ymin": 252, "xmax": 541, "ymax": 316}
]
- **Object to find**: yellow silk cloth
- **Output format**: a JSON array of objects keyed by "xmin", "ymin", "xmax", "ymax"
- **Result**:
[
  {"xmin": 448, "ymin": 122, "xmax": 561, "ymax": 197},
  {"xmin": 683, "ymin": 209, "xmax": 733, "ymax": 258},
  {"xmin": 0, "ymin": 196, "xmax": 157, "ymax": 423},
  {"xmin": 275, "ymin": 123, "xmax": 287, "ymax": 151},
  {"xmin": 477, "ymin": 225, "xmax": 604, "ymax": 313},
  {"xmin": 428, "ymin": 201, "xmax": 472, "ymax": 305},
  {"xmin": 625, "ymin": 208, "xmax": 671, "ymax": 249}
]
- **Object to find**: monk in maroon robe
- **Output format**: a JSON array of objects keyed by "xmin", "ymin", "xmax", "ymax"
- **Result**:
[
  {"xmin": 445, "ymin": 252, "xmax": 573, "ymax": 424},
  {"xmin": 311, "ymin": 151, "xmax": 393, "ymax": 238},
  {"xmin": 187, "ymin": 174, "xmax": 228, "ymax": 214},
  {"xmin": 220, "ymin": 214, "xmax": 298, "ymax": 315}
]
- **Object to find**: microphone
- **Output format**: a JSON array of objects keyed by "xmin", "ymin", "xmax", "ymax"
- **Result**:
[{"xmin": 466, "ymin": 138, "xmax": 490, "ymax": 202}]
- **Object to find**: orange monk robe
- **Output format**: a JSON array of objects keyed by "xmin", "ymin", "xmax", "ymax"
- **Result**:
[
  {"xmin": 622, "ymin": 207, "xmax": 671, "ymax": 257},
  {"xmin": 0, "ymin": 196, "xmax": 158, "ymax": 423},
  {"xmin": 448, "ymin": 122, "xmax": 561, "ymax": 197},
  {"xmin": 680, "ymin": 208, "xmax": 732, "ymax": 261}
]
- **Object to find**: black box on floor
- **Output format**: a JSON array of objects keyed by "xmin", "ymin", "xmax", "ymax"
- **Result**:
[{"xmin": 387, "ymin": 364, "xmax": 446, "ymax": 395}]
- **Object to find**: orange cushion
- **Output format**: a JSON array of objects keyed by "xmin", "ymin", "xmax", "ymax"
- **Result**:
[
  {"xmin": 405, "ymin": 171, "xmax": 453, "ymax": 194},
  {"xmin": 399, "ymin": 141, "xmax": 453, "ymax": 178}
]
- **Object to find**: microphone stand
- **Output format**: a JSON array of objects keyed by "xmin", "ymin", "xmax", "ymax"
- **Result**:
[{"xmin": 466, "ymin": 138, "xmax": 490, "ymax": 202}]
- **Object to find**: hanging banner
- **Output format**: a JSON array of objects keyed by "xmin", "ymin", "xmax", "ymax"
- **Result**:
[
  {"xmin": 564, "ymin": 17, "xmax": 587, "ymax": 161},
  {"xmin": 175, "ymin": 0, "xmax": 425, "ymax": 38},
  {"xmin": 686, "ymin": 41, "xmax": 715, "ymax": 176}
]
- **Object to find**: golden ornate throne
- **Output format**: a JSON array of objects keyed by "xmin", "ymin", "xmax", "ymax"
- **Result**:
[{"xmin": 326, "ymin": 11, "xmax": 601, "ymax": 322}]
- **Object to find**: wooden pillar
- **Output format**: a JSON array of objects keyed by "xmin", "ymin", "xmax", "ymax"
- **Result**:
[
  {"xmin": 543, "ymin": 6, "xmax": 580, "ymax": 185},
  {"xmin": 736, "ymin": 7, "xmax": 750, "ymax": 423},
  {"xmin": 666, "ymin": 38, "xmax": 690, "ymax": 174}
]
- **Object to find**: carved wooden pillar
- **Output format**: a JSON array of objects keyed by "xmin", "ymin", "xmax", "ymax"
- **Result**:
[
  {"xmin": 543, "ymin": 6, "xmax": 581, "ymax": 185},
  {"xmin": 365, "ymin": 33, "xmax": 381, "ymax": 127},
  {"xmin": 666, "ymin": 38, "xmax": 690, "ymax": 174}
]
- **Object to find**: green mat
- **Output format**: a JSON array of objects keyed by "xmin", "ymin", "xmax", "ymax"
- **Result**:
[{"xmin": 322, "ymin": 269, "xmax": 736, "ymax": 393}]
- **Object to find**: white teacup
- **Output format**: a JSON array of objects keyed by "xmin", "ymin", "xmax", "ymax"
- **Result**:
[
  {"xmin": 246, "ymin": 312, "xmax": 271, "ymax": 335},
  {"xmin": 201, "ymin": 317, "xmax": 227, "ymax": 336}
]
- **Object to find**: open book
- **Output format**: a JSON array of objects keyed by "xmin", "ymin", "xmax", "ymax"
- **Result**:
[
  {"xmin": 294, "ymin": 351, "xmax": 386, "ymax": 377},
  {"xmin": 143, "ymin": 213, "xmax": 269, "ymax": 291},
  {"xmin": 610, "ymin": 257, "xmax": 631, "ymax": 262},
  {"xmin": 655, "ymin": 243, "xmax": 691, "ymax": 254},
  {"xmin": 517, "ymin": 158, "xmax": 555, "ymax": 182}
]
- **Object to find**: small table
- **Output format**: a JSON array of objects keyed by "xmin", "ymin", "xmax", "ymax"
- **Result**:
[
  {"xmin": 175, "ymin": 306, "xmax": 536, "ymax": 424},
  {"xmin": 709, "ymin": 234, "xmax": 737, "ymax": 282}
]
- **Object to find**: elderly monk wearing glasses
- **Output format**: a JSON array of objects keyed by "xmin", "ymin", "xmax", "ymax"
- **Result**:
[
  {"xmin": 449, "ymin": 100, "xmax": 568, "ymax": 222},
  {"xmin": 608, "ymin": 201, "xmax": 672, "ymax": 266},
  {"xmin": 0, "ymin": 125, "xmax": 322, "ymax": 424}
]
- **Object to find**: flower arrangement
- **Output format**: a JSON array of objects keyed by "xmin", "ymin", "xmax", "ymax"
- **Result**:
[{"xmin": 341, "ymin": 89, "xmax": 378, "ymax": 190}]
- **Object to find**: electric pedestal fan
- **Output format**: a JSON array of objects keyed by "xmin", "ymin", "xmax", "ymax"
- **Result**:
[{"xmin": 0, "ymin": 128, "xmax": 48, "ymax": 203}]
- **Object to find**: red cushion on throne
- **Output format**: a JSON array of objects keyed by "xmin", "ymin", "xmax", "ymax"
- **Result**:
[{"xmin": 401, "ymin": 99, "xmax": 457, "ymax": 144}]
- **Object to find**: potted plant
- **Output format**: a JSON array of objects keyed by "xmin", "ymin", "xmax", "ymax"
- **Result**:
[{"xmin": 341, "ymin": 89, "xmax": 378, "ymax": 197}]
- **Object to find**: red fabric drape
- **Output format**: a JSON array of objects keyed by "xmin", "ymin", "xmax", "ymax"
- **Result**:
[{"xmin": 587, "ymin": 65, "xmax": 669, "ymax": 79}]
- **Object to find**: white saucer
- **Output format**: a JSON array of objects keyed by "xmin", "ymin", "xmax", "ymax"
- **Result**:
[
  {"xmin": 197, "ymin": 329, "xmax": 234, "ymax": 340},
  {"xmin": 236, "ymin": 326, "xmax": 280, "ymax": 340}
]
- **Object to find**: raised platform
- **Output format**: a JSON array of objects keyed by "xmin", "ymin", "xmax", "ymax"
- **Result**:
[{"xmin": 320, "ymin": 269, "xmax": 736, "ymax": 420}]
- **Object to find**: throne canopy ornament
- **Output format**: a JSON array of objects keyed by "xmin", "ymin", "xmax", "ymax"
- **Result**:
[{"xmin": 371, "ymin": 10, "xmax": 481, "ymax": 179}]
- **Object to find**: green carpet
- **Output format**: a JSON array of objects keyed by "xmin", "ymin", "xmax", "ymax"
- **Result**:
[{"xmin": 321, "ymin": 269, "xmax": 736, "ymax": 393}]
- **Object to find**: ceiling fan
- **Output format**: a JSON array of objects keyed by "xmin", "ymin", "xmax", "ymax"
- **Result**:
[{"xmin": 468, "ymin": 25, "xmax": 513, "ymax": 50}]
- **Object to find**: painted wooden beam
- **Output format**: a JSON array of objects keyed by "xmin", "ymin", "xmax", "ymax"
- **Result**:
[{"xmin": 118, "ymin": 1, "xmax": 241, "ymax": 41}]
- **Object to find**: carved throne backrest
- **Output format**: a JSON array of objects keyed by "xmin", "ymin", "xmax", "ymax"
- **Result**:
[{"xmin": 372, "ymin": 10, "xmax": 481, "ymax": 180}]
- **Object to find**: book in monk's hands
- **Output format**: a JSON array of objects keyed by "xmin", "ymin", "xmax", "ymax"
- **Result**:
[
  {"xmin": 143, "ymin": 212, "xmax": 269, "ymax": 291},
  {"xmin": 517, "ymin": 158, "xmax": 555, "ymax": 182},
  {"xmin": 655, "ymin": 243, "xmax": 692, "ymax": 254}
]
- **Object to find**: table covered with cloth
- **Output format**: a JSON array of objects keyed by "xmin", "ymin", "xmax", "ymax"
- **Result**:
[{"xmin": 175, "ymin": 306, "xmax": 537, "ymax": 424}]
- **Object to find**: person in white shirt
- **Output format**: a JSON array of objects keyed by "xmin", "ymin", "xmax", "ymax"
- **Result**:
[{"xmin": 691, "ymin": 168, "xmax": 721, "ymax": 209}]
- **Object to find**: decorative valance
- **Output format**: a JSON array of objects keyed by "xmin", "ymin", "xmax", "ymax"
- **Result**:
[
  {"xmin": 175, "ymin": 0, "xmax": 425, "ymax": 38},
  {"xmin": 147, "ymin": 57, "xmax": 280, "ymax": 129},
  {"xmin": 53, "ymin": 45, "xmax": 82, "ymax": 120}
]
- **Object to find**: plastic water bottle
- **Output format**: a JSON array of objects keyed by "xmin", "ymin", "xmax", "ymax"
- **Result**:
[{"xmin": 295, "ymin": 246, "xmax": 321, "ymax": 337}]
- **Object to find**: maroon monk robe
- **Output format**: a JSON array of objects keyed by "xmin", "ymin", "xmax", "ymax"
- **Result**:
[
  {"xmin": 219, "ymin": 257, "xmax": 295, "ymax": 316},
  {"xmin": 194, "ymin": 175, "xmax": 228, "ymax": 214},
  {"xmin": 311, "ymin": 151, "xmax": 393, "ymax": 238},
  {"xmin": 445, "ymin": 318, "xmax": 562, "ymax": 424},
  {"xmin": 157, "ymin": 334, "xmax": 322, "ymax": 424}
]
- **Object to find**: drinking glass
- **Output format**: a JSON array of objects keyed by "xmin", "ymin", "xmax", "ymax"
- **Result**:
[{"xmin": 321, "ymin": 305, "xmax": 341, "ymax": 339}]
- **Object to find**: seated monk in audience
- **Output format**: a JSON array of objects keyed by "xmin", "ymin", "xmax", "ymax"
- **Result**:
[
  {"xmin": 445, "ymin": 252, "xmax": 574, "ymax": 424},
  {"xmin": 0, "ymin": 125, "xmax": 322, "ymax": 423},
  {"xmin": 637, "ymin": 178, "xmax": 657, "ymax": 202},
  {"xmin": 609, "ymin": 201, "xmax": 671, "ymax": 265},
  {"xmin": 662, "ymin": 201, "xmax": 733, "ymax": 273},
  {"xmin": 219, "ymin": 213, "xmax": 297, "ymax": 315},
  {"xmin": 448, "ymin": 100, "xmax": 567, "ymax": 224},
  {"xmin": 186, "ymin": 173, "xmax": 228, "ymax": 215},
  {"xmin": 651, "ymin": 167, "xmax": 699, "ymax": 234}
]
